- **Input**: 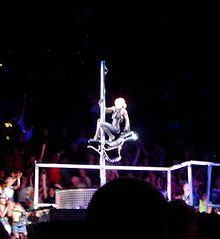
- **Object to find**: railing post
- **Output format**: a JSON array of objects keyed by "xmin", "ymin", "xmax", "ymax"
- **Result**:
[
  {"xmin": 187, "ymin": 163, "xmax": 194, "ymax": 207},
  {"xmin": 167, "ymin": 169, "xmax": 172, "ymax": 201},
  {"xmin": 34, "ymin": 161, "xmax": 39, "ymax": 209},
  {"xmin": 206, "ymin": 164, "xmax": 212, "ymax": 213}
]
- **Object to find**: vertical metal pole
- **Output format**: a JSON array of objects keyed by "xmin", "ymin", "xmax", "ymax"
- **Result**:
[
  {"xmin": 206, "ymin": 164, "xmax": 212, "ymax": 213},
  {"xmin": 167, "ymin": 169, "xmax": 172, "ymax": 201},
  {"xmin": 99, "ymin": 60, "xmax": 106, "ymax": 186},
  {"xmin": 187, "ymin": 164, "xmax": 194, "ymax": 207},
  {"xmin": 34, "ymin": 161, "xmax": 39, "ymax": 209}
]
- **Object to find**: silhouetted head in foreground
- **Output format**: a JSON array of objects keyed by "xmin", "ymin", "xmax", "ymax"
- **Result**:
[
  {"xmin": 168, "ymin": 199, "xmax": 199, "ymax": 239},
  {"xmin": 86, "ymin": 176, "xmax": 170, "ymax": 238}
]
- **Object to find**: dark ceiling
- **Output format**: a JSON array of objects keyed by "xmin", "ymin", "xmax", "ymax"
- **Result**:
[{"xmin": 0, "ymin": 4, "xmax": 219, "ymax": 138}]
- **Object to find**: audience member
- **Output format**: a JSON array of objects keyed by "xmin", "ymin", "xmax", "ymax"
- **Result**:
[
  {"xmin": 0, "ymin": 220, "xmax": 10, "ymax": 239},
  {"xmin": 11, "ymin": 201, "xmax": 28, "ymax": 239},
  {"xmin": 149, "ymin": 141, "xmax": 167, "ymax": 166},
  {"xmin": 197, "ymin": 209, "xmax": 220, "ymax": 239},
  {"xmin": 0, "ymin": 193, "xmax": 14, "ymax": 237},
  {"xmin": 69, "ymin": 168, "xmax": 92, "ymax": 189},
  {"xmin": 168, "ymin": 199, "xmax": 199, "ymax": 239},
  {"xmin": 0, "ymin": 171, "xmax": 22, "ymax": 202},
  {"xmin": 86, "ymin": 177, "xmax": 170, "ymax": 238}
]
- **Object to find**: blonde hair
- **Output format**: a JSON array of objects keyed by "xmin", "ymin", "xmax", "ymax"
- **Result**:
[{"xmin": 114, "ymin": 97, "xmax": 127, "ymax": 108}]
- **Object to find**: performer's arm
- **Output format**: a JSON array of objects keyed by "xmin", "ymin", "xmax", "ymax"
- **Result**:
[
  {"xmin": 99, "ymin": 99, "xmax": 114, "ymax": 113},
  {"xmin": 122, "ymin": 109, "xmax": 130, "ymax": 132},
  {"xmin": 105, "ymin": 106, "xmax": 115, "ymax": 113}
]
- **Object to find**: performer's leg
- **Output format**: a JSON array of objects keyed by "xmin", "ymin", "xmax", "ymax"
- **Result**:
[
  {"xmin": 93, "ymin": 119, "xmax": 101, "ymax": 140},
  {"xmin": 100, "ymin": 122, "xmax": 119, "ymax": 141},
  {"xmin": 122, "ymin": 131, "xmax": 138, "ymax": 142},
  {"xmin": 103, "ymin": 127, "xmax": 115, "ymax": 141}
]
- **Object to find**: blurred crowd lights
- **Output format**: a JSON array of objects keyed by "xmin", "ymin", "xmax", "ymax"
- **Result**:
[
  {"xmin": 0, "ymin": 122, "xmax": 13, "ymax": 141},
  {"xmin": 4, "ymin": 122, "xmax": 13, "ymax": 128}
]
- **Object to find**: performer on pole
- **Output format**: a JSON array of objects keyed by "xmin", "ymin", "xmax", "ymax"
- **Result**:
[
  {"xmin": 88, "ymin": 61, "xmax": 137, "ymax": 163},
  {"xmin": 91, "ymin": 97, "xmax": 130, "ymax": 144},
  {"xmin": 88, "ymin": 97, "xmax": 137, "ymax": 162}
]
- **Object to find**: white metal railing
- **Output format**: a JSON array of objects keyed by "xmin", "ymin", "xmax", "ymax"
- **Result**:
[{"xmin": 34, "ymin": 160, "xmax": 220, "ymax": 213}]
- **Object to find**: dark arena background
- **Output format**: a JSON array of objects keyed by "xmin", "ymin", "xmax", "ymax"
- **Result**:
[{"xmin": 0, "ymin": 3, "xmax": 220, "ymax": 239}]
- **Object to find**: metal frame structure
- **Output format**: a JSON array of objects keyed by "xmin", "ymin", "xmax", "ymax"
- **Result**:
[{"xmin": 34, "ymin": 160, "xmax": 220, "ymax": 213}]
